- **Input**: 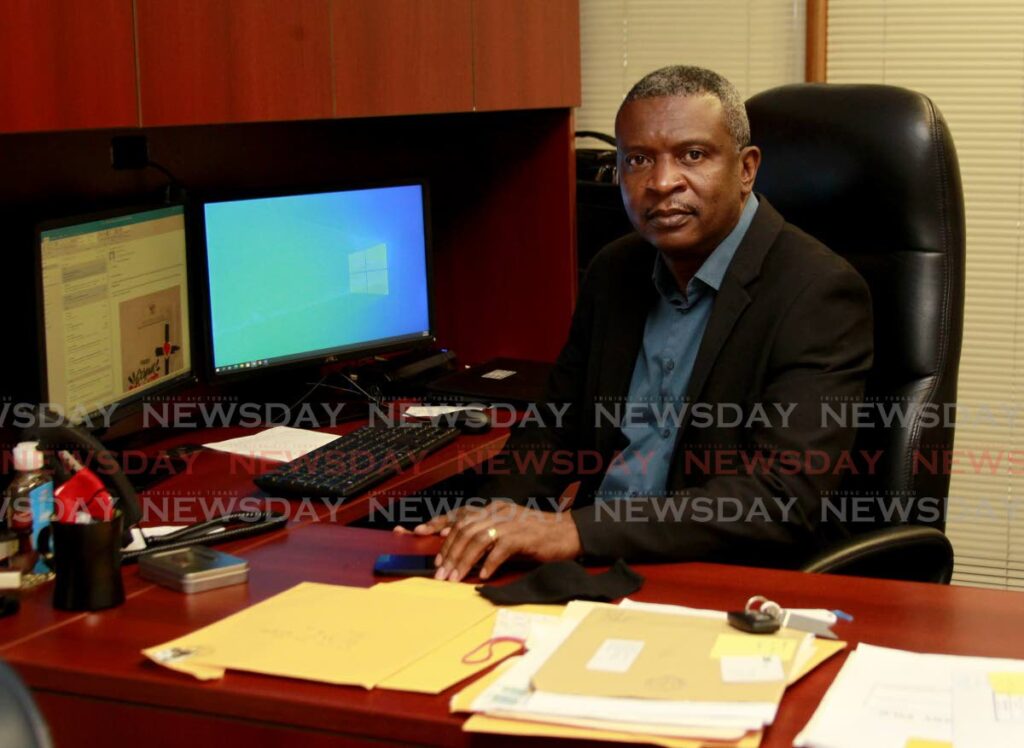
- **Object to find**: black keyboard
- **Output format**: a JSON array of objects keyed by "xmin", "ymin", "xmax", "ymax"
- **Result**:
[{"xmin": 253, "ymin": 424, "xmax": 460, "ymax": 498}]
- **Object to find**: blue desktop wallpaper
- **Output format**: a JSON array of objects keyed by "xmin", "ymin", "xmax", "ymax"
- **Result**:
[{"xmin": 204, "ymin": 185, "xmax": 430, "ymax": 368}]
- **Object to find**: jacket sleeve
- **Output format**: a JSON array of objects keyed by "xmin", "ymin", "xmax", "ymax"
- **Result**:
[
  {"xmin": 474, "ymin": 253, "xmax": 607, "ymax": 508},
  {"xmin": 571, "ymin": 262, "xmax": 874, "ymax": 568}
]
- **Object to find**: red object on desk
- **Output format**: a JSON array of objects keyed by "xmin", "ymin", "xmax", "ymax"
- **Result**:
[{"xmin": 53, "ymin": 468, "xmax": 114, "ymax": 523}]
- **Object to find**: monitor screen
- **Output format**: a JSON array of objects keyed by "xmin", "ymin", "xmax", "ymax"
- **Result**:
[
  {"xmin": 38, "ymin": 205, "xmax": 193, "ymax": 424},
  {"xmin": 201, "ymin": 183, "xmax": 432, "ymax": 375}
]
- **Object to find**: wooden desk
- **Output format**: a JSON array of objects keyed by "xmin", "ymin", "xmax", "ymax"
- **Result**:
[
  {"xmin": 4, "ymin": 516, "xmax": 1024, "ymax": 747},
  {"xmin": 0, "ymin": 423, "xmax": 509, "ymax": 649}
]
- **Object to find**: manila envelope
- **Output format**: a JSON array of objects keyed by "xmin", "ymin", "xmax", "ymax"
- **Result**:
[{"xmin": 532, "ymin": 606, "xmax": 809, "ymax": 703}]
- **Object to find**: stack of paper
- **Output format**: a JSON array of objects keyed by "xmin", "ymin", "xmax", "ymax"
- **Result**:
[
  {"xmin": 451, "ymin": 599, "xmax": 847, "ymax": 746},
  {"xmin": 796, "ymin": 643, "xmax": 1024, "ymax": 748},
  {"xmin": 142, "ymin": 578, "xmax": 847, "ymax": 746}
]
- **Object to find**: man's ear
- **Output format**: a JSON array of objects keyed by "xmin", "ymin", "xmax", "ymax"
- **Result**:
[{"xmin": 739, "ymin": 145, "xmax": 761, "ymax": 195}]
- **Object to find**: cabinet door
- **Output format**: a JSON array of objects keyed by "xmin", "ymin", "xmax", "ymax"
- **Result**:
[
  {"xmin": 136, "ymin": 0, "xmax": 333, "ymax": 126},
  {"xmin": 0, "ymin": 0, "xmax": 137, "ymax": 133},
  {"xmin": 332, "ymin": 0, "xmax": 473, "ymax": 117},
  {"xmin": 472, "ymin": 0, "xmax": 581, "ymax": 112}
]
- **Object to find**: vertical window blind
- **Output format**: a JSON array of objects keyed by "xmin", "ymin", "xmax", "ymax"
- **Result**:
[
  {"xmin": 577, "ymin": 0, "xmax": 806, "ymax": 136},
  {"xmin": 829, "ymin": 1, "xmax": 1024, "ymax": 589}
]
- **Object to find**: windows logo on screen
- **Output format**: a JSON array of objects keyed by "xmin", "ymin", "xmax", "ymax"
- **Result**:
[{"xmin": 348, "ymin": 243, "xmax": 388, "ymax": 295}]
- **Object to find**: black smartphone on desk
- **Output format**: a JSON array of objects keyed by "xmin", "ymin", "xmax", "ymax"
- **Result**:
[
  {"xmin": 373, "ymin": 554, "xmax": 439, "ymax": 577},
  {"xmin": 373, "ymin": 553, "xmax": 528, "ymax": 578}
]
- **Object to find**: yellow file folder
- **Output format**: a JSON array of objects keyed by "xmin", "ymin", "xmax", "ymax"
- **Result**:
[
  {"xmin": 143, "ymin": 577, "xmax": 562, "ymax": 694},
  {"xmin": 373, "ymin": 578, "xmax": 562, "ymax": 694},
  {"xmin": 143, "ymin": 581, "xmax": 496, "ymax": 688}
]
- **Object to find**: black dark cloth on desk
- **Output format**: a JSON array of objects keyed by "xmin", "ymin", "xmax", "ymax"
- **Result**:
[{"xmin": 477, "ymin": 559, "xmax": 643, "ymax": 605}]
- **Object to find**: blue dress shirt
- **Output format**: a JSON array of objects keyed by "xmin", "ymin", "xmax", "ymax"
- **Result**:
[{"xmin": 596, "ymin": 194, "xmax": 759, "ymax": 500}]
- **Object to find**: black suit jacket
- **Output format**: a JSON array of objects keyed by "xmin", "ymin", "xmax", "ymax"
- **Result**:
[{"xmin": 480, "ymin": 197, "xmax": 873, "ymax": 568}]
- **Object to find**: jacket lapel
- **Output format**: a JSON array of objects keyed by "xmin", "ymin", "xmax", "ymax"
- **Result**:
[
  {"xmin": 596, "ymin": 240, "xmax": 658, "ymax": 451},
  {"xmin": 682, "ymin": 197, "xmax": 785, "ymax": 416}
]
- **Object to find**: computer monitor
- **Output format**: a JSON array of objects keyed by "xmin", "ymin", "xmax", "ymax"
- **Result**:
[
  {"xmin": 200, "ymin": 182, "xmax": 433, "ymax": 376},
  {"xmin": 36, "ymin": 205, "xmax": 193, "ymax": 425}
]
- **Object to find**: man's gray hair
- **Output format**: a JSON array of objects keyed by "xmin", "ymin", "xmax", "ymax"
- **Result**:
[{"xmin": 620, "ymin": 65, "xmax": 750, "ymax": 149}]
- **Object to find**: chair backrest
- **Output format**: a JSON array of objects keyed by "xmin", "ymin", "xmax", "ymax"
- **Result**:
[
  {"xmin": 575, "ymin": 131, "xmax": 634, "ymax": 281},
  {"xmin": 746, "ymin": 84, "xmax": 965, "ymax": 530},
  {"xmin": 0, "ymin": 660, "xmax": 53, "ymax": 748}
]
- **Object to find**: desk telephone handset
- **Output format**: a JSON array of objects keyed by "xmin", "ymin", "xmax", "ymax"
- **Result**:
[{"xmin": 25, "ymin": 420, "xmax": 287, "ymax": 563}]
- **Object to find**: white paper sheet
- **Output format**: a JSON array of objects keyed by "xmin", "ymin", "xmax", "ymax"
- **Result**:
[
  {"xmin": 203, "ymin": 426, "xmax": 339, "ymax": 463},
  {"xmin": 404, "ymin": 405, "xmax": 484, "ymax": 417},
  {"xmin": 618, "ymin": 598, "xmax": 726, "ymax": 620},
  {"xmin": 796, "ymin": 643, "xmax": 1024, "ymax": 748},
  {"xmin": 125, "ymin": 525, "xmax": 224, "ymax": 552},
  {"xmin": 953, "ymin": 669, "xmax": 1024, "ymax": 747}
]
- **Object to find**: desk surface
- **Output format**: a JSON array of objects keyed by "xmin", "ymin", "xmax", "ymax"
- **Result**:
[{"xmin": 3, "ymin": 433, "xmax": 1024, "ymax": 747}]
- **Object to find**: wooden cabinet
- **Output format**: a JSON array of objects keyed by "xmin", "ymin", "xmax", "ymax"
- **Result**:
[
  {"xmin": 1, "ymin": 0, "xmax": 579, "ymax": 132},
  {"xmin": 135, "ymin": 0, "xmax": 334, "ymax": 126},
  {"xmin": 0, "ymin": 1, "xmax": 581, "ymax": 366},
  {"xmin": 0, "ymin": 0, "xmax": 137, "ymax": 134},
  {"xmin": 330, "ymin": 0, "xmax": 582, "ymax": 117},
  {"xmin": 332, "ymin": 0, "xmax": 474, "ymax": 117},
  {"xmin": 473, "ymin": 0, "xmax": 581, "ymax": 111}
]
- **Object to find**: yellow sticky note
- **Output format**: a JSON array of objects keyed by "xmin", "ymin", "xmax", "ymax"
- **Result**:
[
  {"xmin": 709, "ymin": 633, "xmax": 797, "ymax": 662},
  {"xmin": 989, "ymin": 672, "xmax": 1024, "ymax": 695},
  {"xmin": 904, "ymin": 739, "xmax": 952, "ymax": 748}
]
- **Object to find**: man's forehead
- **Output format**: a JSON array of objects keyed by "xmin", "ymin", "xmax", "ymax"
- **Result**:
[{"xmin": 615, "ymin": 93, "xmax": 727, "ymax": 143}]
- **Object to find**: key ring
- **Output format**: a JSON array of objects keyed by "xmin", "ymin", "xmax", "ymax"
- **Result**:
[{"xmin": 745, "ymin": 595, "xmax": 783, "ymax": 621}]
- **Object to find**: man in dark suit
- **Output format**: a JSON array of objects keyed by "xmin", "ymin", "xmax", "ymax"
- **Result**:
[{"xmin": 404, "ymin": 65, "xmax": 873, "ymax": 582}]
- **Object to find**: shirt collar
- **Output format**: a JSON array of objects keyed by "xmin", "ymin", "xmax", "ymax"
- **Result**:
[{"xmin": 652, "ymin": 193, "xmax": 759, "ymax": 301}]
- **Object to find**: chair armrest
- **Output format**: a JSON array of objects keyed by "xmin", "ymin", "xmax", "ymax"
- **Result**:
[
  {"xmin": 801, "ymin": 525, "xmax": 954, "ymax": 584},
  {"xmin": 0, "ymin": 660, "xmax": 53, "ymax": 748}
]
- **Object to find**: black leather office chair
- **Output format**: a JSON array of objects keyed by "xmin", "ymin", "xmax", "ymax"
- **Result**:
[
  {"xmin": 0, "ymin": 660, "xmax": 53, "ymax": 748},
  {"xmin": 576, "ymin": 131, "xmax": 634, "ymax": 282},
  {"xmin": 747, "ymin": 84, "xmax": 965, "ymax": 583}
]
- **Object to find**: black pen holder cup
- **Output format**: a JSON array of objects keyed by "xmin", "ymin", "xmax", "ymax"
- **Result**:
[{"xmin": 52, "ymin": 513, "xmax": 125, "ymax": 612}]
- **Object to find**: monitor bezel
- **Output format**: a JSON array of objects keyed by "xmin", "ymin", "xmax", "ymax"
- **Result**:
[
  {"xmin": 34, "ymin": 202, "xmax": 198, "ymax": 430},
  {"xmin": 195, "ymin": 179, "xmax": 437, "ymax": 383}
]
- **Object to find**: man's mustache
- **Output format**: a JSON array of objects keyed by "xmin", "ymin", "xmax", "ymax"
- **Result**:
[{"xmin": 646, "ymin": 203, "xmax": 700, "ymax": 219}]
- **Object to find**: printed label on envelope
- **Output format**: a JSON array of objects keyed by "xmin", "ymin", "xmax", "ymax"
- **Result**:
[
  {"xmin": 720, "ymin": 655, "xmax": 785, "ymax": 683},
  {"xmin": 585, "ymin": 639, "xmax": 644, "ymax": 673}
]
